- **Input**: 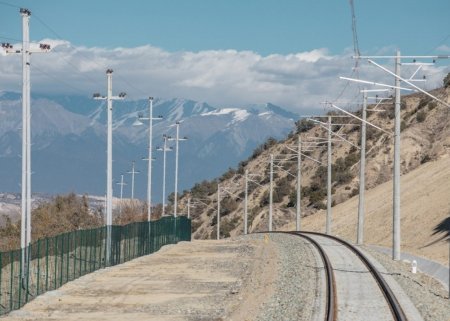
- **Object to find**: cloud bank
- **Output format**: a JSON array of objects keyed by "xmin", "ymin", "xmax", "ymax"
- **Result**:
[{"xmin": 0, "ymin": 40, "xmax": 447, "ymax": 111}]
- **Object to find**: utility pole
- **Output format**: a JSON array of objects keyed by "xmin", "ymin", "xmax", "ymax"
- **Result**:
[
  {"xmin": 296, "ymin": 136, "xmax": 302, "ymax": 232},
  {"xmin": 393, "ymin": 50, "xmax": 401, "ymax": 260},
  {"xmin": 343, "ymin": 52, "xmax": 450, "ymax": 260},
  {"xmin": 326, "ymin": 116, "xmax": 332, "ymax": 235},
  {"xmin": 357, "ymin": 90, "xmax": 368, "ymax": 245},
  {"xmin": 116, "ymin": 174, "xmax": 127, "ymax": 212},
  {"xmin": 2, "ymin": 8, "xmax": 51, "ymax": 278},
  {"xmin": 168, "ymin": 122, "xmax": 187, "ymax": 217},
  {"xmin": 133, "ymin": 97, "xmax": 162, "ymax": 222},
  {"xmin": 187, "ymin": 198, "xmax": 191, "ymax": 219},
  {"xmin": 269, "ymin": 154, "xmax": 274, "ymax": 232},
  {"xmin": 93, "ymin": 69, "xmax": 126, "ymax": 265},
  {"xmin": 217, "ymin": 185, "xmax": 221, "ymax": 240},
  {"xmin": 127, "ymin": 161, "xmax": 140, "ymax": 200},
  {"xmin": 244, "ymin": 169, "xmax": 248, "ymax": 235},
  {"xmin": 157, "ymin": 135, "xmax": 172, "ymax": 216}
]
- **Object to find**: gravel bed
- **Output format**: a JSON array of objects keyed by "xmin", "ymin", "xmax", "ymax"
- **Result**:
[
  {"xmin": 238, "ymin": 233, "xmax": 321, "ymax": 321},
  {"xmin": 362, "ymin": 247, "xmax": 450, "ymax": 321}
]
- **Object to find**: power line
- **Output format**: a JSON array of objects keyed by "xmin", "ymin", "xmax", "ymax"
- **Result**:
[
  {"xmin": 426, "ymin": 33, "xmax": 450, "ymax": 54},
  {"xmin": 32, "ymin": 63, "xmax": 87, "ymax": 93},
  {"xmin": 32, "ymin": 12, "xmax": 149, "ymax": 97},
  {"xmin": 0, "ymin": 1, "xmax": 20, "ymax": 9}
]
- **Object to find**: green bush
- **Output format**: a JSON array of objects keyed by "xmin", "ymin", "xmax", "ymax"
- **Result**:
[
  {"xmin": 443, "ymin": 72, "xmax": 450, "ymax": 88},
  {"xmin": 417, "ymin": 96, "xmax": 432, "ymax": 110},
  {"xmin": 421, "ymin": 154, "xmax": 432, "ymax": 164},
  {"xmin": 401, "ymin": 120, "xmax": 407, "ymax": 132},
  {"xmin": 416, "ymin": 111, "xmax": 426, "ymax": 123},
  {"xmin": 296, "ymin": 119, "xmax": 315, "ymax": 133}
]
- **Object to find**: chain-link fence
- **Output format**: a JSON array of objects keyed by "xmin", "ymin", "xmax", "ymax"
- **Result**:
[{"xmin": 0, "ymin": 216, "xmax": 191, "ymax": 315}]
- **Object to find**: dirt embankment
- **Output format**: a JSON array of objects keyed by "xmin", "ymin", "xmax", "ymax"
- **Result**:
[{"xmin": 289, "ymin": 155, "xmax": 450, "ymax": 266}]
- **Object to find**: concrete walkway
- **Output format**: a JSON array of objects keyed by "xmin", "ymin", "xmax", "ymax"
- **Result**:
[{"xmin": 370, "ymin": 245, "xmax": 449, "ymax": 291}]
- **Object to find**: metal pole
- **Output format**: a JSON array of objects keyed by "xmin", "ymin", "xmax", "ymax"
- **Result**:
[
  {"xmin": 244, "ymin": 169, "xmax": 248, "ymax": 235},
  {"xmin": 117, "ymin": 174, "xmax": 125, "ymax": 214},
  {"xmin": 217, "ymin": 185, "xmax": 220, "ymax": 240},
  {"xmin": 106, "ymin": 69, "xmax": 113, "ymax": 264},
  {"xmin": 20, "ymin": 8, "xmax": 31, "ymax": 281},
  {"xmin": 174, "ymin": 123, "xmax": 180, "ymax": 218},
  {"xmin": 326, "ymin": 116, "xmax": 332, "ymax": 235},
  {"xmin": 187, "ymin": 198, "xmax": 190, "ymax": 219},
  {"xmin": 269, "ymin": 154, "xmax": 273, "ymax": 232},
  {"xmin": 357, "ymin": 90, "xmax": 367, "ymax": 245},
  {"xmin": 148, "ymin": 98, "xmax": 153, "ymax": 221},
  {"xmin": 119, "ymin": 174, "xmax": 124, "ymax": 201},
  {"xmin": 131, "ymin": 161, "xmax": 136, "ymax": 200},
  {"xmin": 296, "ymin": 135, "xmax": 301, "ymax": 232},
  {"xmin": 162, "ymin": 136, "xmax": 167, "ymax": 216},
  {"xmin": 393, "ymin": 50, "xmax": 401, "ymax": 261}
]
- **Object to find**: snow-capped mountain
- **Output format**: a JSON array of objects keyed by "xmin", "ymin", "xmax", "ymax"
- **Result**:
[{"xmin": 0, "ymin": 92, "xmax": 297, "ymax": 201}]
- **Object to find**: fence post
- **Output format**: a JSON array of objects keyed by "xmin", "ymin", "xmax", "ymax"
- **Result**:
[
  {"xmin": 59, "ymin": 234, "xmax": 64, "ymax": 287},
  {"xmin": 93, "ymin": 228, "xmax": 97, "ymax": 271},
  {"xmin": 25, "ymin": 244, "xmax": 31, "ymax": 303},
  {"xmin": 9, "ymin": 251, "xmax": 13, "ymax": 311},
  {"xmin": 45, "ymin": 238, "xmax": 49, "ymax": 292},
  {"xmin": 36, "ymin": 239, "xmax": 40, "ymax": 296},
  {"xmin": 66, "ymin": 233, "xmax": 69, "ymax": 283},
  {"xmin": 0, "ymin": 252, "xmax": 2, "ymax": 311},
  {"xmin": 54, "ymin": 235, "xmax": 57, "ymax": 290},
  {"xmin": 18, "ymin": 249, "xmax": 22, "ymax": 308}
]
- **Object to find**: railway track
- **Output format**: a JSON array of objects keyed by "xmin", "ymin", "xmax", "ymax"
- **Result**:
[{"xmin": 266, "ymin": 231, "xmax": 408, "ymax": 321}]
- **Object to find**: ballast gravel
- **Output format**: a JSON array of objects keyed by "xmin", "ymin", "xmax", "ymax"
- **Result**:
[{"xmin": 237, "ymin": 233, "xmax": 323, "ymax": 321}]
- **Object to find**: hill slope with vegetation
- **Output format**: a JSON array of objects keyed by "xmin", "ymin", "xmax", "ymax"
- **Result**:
[{"xmin": 176, "ymin": 75, "xmax": 450, "ymax": 264}]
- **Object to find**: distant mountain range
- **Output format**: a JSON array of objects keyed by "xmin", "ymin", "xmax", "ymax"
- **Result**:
[{"xmin": 0, "ymin": 91, "xmax": 297, "ymax": 202}]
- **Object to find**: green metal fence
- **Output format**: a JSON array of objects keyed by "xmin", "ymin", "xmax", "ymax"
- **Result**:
[{"xmin": 0, "ymin": 216, "xmax": 191, "ymax": 315}]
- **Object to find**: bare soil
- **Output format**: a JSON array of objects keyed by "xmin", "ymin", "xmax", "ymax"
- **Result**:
[
  {"xmin": 2, "ymin": 239, "xmax": 277, "ymax": 321},
  {"xmin": 287, "ymin": 154, "xmax": 450, "ymax": 266}
]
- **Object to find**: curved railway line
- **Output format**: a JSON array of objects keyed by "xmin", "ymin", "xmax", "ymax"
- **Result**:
[{"xmin": 267, "ymin": 231, "xmax": 409, "ymax": 321}]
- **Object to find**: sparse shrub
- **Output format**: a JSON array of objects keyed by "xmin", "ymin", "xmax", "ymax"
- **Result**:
[
  {"xmin": 420, "ymin": 154, "xmax": 432, "ymax": 164},
  {"xmin": 401, "ymin": 120, "xmax": 407, "ymax": 132},
  {"xmin": 287, "ymin": 190, "xmax": 297, "ymax": 207},
  {"xmin": 296, "ymin": 119, "xmax": 315, "ymax": 133},
  {"xmin": 350, "ymin": 188, "xmax": 359, "ymax": 197},
  {"xmin": 416, "ymin": 111, "xmax": 427, "ymax": 123},
  {"xmin": 417, "ymin": 96, "xmax": 432, "ymax": 110},
  {"xmin": 221, "ymin": 216, "xmax": 240, "ymax": 237},
  {"xmin": 191, "ymin": 219, "xmax": 202, "ymax": 232},
  {"xmin": 428, "ymin": 101, "xmax": 437, "ymax": 110},
  {"xmin": 443, "ymin": 72, "xmax": 450, "ymax": 88},
  {"xmin": 344, "ymin": 152, "xmax": 359, "ymax": 167},
  {"xmin": 220, "ymin": 167, "xmax": 236, "ymax": 182},
  {"xmin": 312, "ymin": 202, "xmax": 327, "ymax": 210}
]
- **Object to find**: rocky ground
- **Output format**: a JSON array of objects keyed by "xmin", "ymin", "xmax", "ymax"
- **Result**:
[{"xmin": 1, "ymin": 235, "xmax": 448, "ymax": 321}]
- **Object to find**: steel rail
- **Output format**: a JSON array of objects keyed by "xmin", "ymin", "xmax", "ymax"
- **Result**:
[{"xmin": 300, "ymin": 231, "xmax": 408, "ymax": 321}]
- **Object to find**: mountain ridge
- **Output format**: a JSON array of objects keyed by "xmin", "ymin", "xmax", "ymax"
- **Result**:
[{"xmin": 0, "ymin": 92, "xmax": 297, "ymax": 202}]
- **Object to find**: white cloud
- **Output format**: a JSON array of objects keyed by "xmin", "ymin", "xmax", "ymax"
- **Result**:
[{"xmin": 0, "ymin": 40, "xmax": 447, "ymax": 112}]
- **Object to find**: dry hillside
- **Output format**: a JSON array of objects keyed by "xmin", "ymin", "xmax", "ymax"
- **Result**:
[{"xmin": 177, "ymin": 82, "xmax": 450, "ymax": 264}]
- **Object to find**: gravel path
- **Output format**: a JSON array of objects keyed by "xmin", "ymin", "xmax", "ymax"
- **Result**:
[{"xmin": 238, "ymin": 233, "xmax": 323, "ymax": 321}]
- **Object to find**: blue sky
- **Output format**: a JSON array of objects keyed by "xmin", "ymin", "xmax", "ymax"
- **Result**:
[
  {"xmin": 0, "ymin": 0, "xmax": 449, "ymax": 110},
  {"xmin": 1, "ymin": 0, "xmax": 449, "ymax": 55}
]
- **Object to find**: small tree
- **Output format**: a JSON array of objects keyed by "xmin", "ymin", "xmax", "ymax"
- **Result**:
[{"xmin": 443, "ymin": 72, "xmax": 450, "ymax": 88}]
